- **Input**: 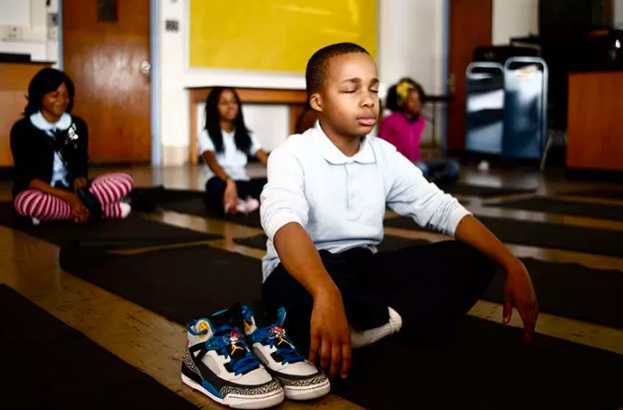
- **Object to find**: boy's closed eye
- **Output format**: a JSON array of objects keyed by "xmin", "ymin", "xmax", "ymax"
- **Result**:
[
  {"xmin": 340, "ymin": 85, "xmax": 379, "ymax": 94},
  {"xmin": 369, "ymin": 79, "xmax": 380, "ymax": 94},
  {"xmin": 340, "ymin": 79, "xmax": 359, "ymax": 93}
]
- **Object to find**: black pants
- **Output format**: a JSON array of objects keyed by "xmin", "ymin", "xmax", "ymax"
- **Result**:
[
  {"xmin": 263, "ymin": 241, "xmax": 495, "ymax": 353},
  {"xmin": 204, "ymin": 177, "xmax": 267, "ymax": 214},
  {"xmin": 417, "ymin": 159, "xmax": 460, "ymax": 184}
]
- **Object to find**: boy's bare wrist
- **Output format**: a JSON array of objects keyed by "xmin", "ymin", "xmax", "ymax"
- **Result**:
[
  {"xmin": 498, "ymin": 253, "xmax": 522, "ymax": 273},
  {"xmin": 504, "ymin": 257, "xmax": 525, "ymax": 273},
  {"xmin": 310, "ymin": 280, "xmax": 341, "ymax": 301}
]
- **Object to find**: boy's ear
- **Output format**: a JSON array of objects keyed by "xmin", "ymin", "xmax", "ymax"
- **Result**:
[{"xmin": 309, "ymin": 93, "xmax": 323, "ymax": 112}]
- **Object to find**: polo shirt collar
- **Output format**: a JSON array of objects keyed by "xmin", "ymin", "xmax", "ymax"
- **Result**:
[
  {"xmin": 30, "ymin": 111, "xmax": 71, "ymax": 131},
  {"xmin": 314, "ymin": 121, "xmax": 376, "ymax": 165}
]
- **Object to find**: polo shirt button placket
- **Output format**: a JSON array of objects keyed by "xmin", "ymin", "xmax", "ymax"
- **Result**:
[{"xmin": 345, "ymin": 163, "xmax": 360, "ymax": 221}]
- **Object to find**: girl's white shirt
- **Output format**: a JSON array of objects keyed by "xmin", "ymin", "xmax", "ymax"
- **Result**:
[
  {"xmin": 30, "ymin": 111, "xmax": 72, "ymax": 187},
  {"xmin": 198, "ymin": 128, "xmax": 262, "ymax": 181}
]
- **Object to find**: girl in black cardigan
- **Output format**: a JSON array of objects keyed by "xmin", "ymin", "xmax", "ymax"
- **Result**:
[{"xmin": 10, "ymin": 68, "xmax": 133, "ymax": 223}]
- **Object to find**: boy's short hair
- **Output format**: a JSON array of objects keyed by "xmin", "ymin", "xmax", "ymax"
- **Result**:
[{"xmin": 305, "ymin": 42, "xmax": 369, "ymax": 98}]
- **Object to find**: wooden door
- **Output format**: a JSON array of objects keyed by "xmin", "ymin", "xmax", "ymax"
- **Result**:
[
  {"xmin": 63, "ymin": 0, "xmax": 150, "ymax": 164},
  {"xmin": 567, "ymin": 72, "xmax": 623, "ymax": 171},
  {"xmin": 447, "ymin": 0, "xmax": 492, "ymax": 152}
]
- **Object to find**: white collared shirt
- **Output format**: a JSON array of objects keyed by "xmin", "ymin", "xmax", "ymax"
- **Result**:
[
  {"xmin": 30, "ymin": 111, "xmax": 72, "ymax": 187},
  {"xmin": 260, "ymin": 122, "xmax": 471, "ymax": 281},
  {"xmin": 198, "ymin": 128, "xmax": 262, "ymax": 181}
]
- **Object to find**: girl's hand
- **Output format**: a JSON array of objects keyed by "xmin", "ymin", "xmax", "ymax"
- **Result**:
[
  {"xmin": 67, "ymin": 193, "xmax": 90, "ymax": 223},
  {"xmin": 73, "ymin": 177, "xmax": 88, "ymax": 191},
  {"xmin": 223, "ymin": 179, "xmax": 239, "ymax": 214},
  {"xmin": 502, "ymin": 258, "xmax": 539, "ymax": 342}
]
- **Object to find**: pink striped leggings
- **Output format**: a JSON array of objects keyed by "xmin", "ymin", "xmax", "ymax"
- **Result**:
[{"xmin": 14, "ymin": 173, "xmax": 134, "ymax": 221}]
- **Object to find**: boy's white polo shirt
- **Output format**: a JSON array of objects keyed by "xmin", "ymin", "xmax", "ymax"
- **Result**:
[{"xmin": 260, "ymin": 122, "xmax": 471, "ymax": 281}]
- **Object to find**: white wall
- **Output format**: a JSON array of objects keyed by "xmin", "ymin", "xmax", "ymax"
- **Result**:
[
  {"xmin": 0, "ymin": 0, "xmax": 59, "ymax": 62},
  {"xmin": 379, "ymin": 0, "xmax": 446, "ymax": 95},
  {"xmin": 157, "ymin": 0, "xmax": 449, "ymax": 165},
  {"xmin": 0, "ymin": 0, "xmax": 30, "ymax": 26},
  {"xmin": 615, "ymin": 0, "xmax": 623, "ymax": 29},
  {"xmin": 492, "ymin": 0, "xmax": 539, "ymax": 45},
  {"xmin": 240, "ymin": 105, "xmax": 290, "ymax": 152},
  {"xmin": 378, "ymin": 0, "xmax": 447, "ymax": 146}
]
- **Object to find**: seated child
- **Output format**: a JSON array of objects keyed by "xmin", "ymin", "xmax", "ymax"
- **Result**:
[
  {"xmin": 199, "ymin": 87, "xmax": 269, "ymax": 214},
  {"xmin": 294, "ymin": 103, "xmax": 319, "ymax": 134},
  {"xmin": 11, "ymin": 68, "xmax": 133, "ymax": 223},
  {"xmin": 379, "ymin": 78, "xmax": 459, "ymax": 183},
  {"xmin": 260, "ymin": 43, "xmax": 538, "ymax": 379}
]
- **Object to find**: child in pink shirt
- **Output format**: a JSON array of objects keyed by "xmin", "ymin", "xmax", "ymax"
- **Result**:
[
  {"xmin": 379, "ymin": 78, "xmax": 459, "ymax": 183},
  {"xmin": 379, "ymin": 79, "xmax": 426, "ymax": 162},
  {"xmin": 379, "ymin": 113, "xmax": 426, "ymax": 162}
]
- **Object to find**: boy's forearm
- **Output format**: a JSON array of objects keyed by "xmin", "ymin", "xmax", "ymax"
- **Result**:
[
  {"xmin": 454, "ymin": 215, "xmax": 518, "ymax": 271},
  {"xmin": 273, "ymin": 222, "xmax": 339, "ymax": 299}
]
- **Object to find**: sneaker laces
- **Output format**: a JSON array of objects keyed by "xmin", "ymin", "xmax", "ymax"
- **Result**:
[
  {"xmin": 263, "ymin": 326, "xmax": 304, "ymax": 364},
  {"xmin": 207, "ymin": 324, "xmax": 260, "ymax": 375}
]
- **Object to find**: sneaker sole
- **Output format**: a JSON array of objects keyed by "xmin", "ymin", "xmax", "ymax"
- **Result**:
[
  {"xmin": 283, "ymin": 378, "xmax": 331, "ymax": 401},
  {"xmin": 181, "ymin": 374, "xmax": 284, "ymax": 409}
]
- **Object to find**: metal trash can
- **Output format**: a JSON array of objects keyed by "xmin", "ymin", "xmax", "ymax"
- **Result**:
[
  {"xmin": 502, "ymin": 57, "xmax": 548, "ymax": 159},
  {"xmin": 465, "ymin": 62, "xmax": 505, "ymax": 155}
]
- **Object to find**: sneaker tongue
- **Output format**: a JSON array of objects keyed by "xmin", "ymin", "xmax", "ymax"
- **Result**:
[
  {"xmin": 191, "ymin": 318, "xmax": 212, "ymax": 337},
  {"xmin": 274, "ymin": 307, "xmax": 287, "ymax": 327}
]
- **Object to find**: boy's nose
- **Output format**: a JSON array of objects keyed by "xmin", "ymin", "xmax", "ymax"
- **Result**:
[{"xmin": 361, "ymin": 93, "xmax": 376, "ymax": 107}]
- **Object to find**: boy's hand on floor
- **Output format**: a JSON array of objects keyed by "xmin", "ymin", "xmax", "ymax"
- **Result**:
[
  {"xmin": 308, "ymin": 288, "xmax": 352, "ymax": 379},
  {"xmin": 502, "ymin": 259, "xmax": 539, "ymax": 342}
]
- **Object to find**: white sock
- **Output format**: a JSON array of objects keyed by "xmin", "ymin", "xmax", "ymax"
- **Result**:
[
  {"xmin": 350, "ymin": 306, "xmax": 403, "ymax": 348},
  {"xmin": 119, "ymin": 202, "xmax": 132, "ymax": 218},
  {"xmin": 244, "ymin": 197, "xmax": 259, "ymax": 213},
  {"xmin": 234, "ymin": 199, "xmax": 247, "ymax": 214}
]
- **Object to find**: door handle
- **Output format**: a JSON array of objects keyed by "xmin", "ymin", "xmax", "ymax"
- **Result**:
[{"xmin": 140, "ymin": 60, "xmax": 151, "ymax": 75}]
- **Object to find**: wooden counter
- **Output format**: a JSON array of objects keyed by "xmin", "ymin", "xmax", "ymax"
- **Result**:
[
  {"xmin": 567, "ymin": 71, "xmax": 623, "ymax": 172},
  {"xmin": 0, "ymin": 62, "xmax": 52, "ymax": 166},
  {"xmin": 187, "ymin": 87, "xmax": 307, "ymax": 165}
]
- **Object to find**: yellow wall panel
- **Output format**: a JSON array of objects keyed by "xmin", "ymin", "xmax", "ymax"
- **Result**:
[{"xmin": 190, "ymin": 0, "xmax": 377, "ymax": 73}]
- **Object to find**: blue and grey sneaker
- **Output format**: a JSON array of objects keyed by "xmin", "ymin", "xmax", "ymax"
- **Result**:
[
  {"xmin": 241, "ymin": 305, "xmax": 330, "ymax": 401},
  {"xmin": 181, "ymin": 308, "xmax": 284, "ymax": 409}
]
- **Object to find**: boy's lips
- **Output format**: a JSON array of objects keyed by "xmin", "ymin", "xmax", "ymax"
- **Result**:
[{"xmin": 357, "ymin": 117, "xmax": 377, "ymax": 126}]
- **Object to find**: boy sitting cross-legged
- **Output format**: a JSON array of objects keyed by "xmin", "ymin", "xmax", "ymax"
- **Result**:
[{"xmin": 260, "ymin": 42, "xmax": 539, "ymax": 380}]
